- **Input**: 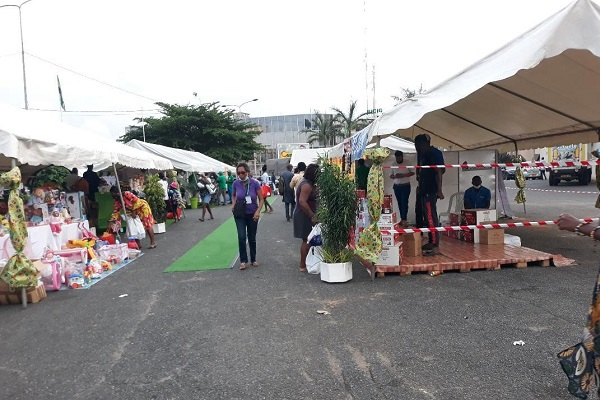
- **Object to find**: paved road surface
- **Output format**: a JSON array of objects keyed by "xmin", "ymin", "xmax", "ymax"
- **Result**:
[{"xmin": 1, "ymin": 183, "xmax": 599, "ymax": 400}]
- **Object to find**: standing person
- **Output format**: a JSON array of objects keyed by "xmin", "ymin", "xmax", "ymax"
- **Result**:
[
  {"xmin": 291, "ymin": 162, "xmax": 306, "ymax": 192},
  {"xmin": 198, "ymin": 174, "xmax": 214, "ymax": 221},
  {"xmin": 390, "ymin": 151, "xmax": 415, "ymax": 227},
  {"xmin": 217, "ymin": 171, "xmax": 227, "ymax": 206},
  {"xmin": 260, "ymin": 165, "xmax": 274, "ymax": 213},
  {"xmin": 540, "ymin": 157, "xmax": 547, "ymax": 180},
  {"xmin": 64, "ymin": 168, "xmax": 81, "ymax": 191},
  {"xmin": 158, "ymin": 172, "xmax": 169, "ymax": 211},
  {"xmin": 281, "ymin": 163, "xmax": 296, "ymax": 222},
  {"xmin": 226, "ymin": 171, "xmax": 235, "ymax": 204},
  {"xmin": 463, "ymin": 176, "xmax": 491, "ymax": 209},
  {"xmin": 83, "ymin": 165, "xmax": 101, "ymax": 202},
  {"xmin": 355, "ymin": 158, "xmax": 370, "ymax": 191},
  {"xmin": 109, "ymin": 186, "xmax": 157, "ymax": 249},
  {"xmin": 232, "ymin": 163, "xmax": 264, "ymax": 270},
  {"xmin": 293, "ymin": 163, "xmax": 319, "ymax": 272},
  {"xmin": 415, "ymin": 134, "xmax": 445, "ymax": 255},
  {"xmin": 168, "ymin": 182, "xmax": 183, "ymax": 222}
]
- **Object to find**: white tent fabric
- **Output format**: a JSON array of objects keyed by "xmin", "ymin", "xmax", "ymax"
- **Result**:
[
  {"xmin": 365, "ymin": 0, "xmax": 600, "ymax": 152},
  {"xmin": 125, "ymin": 140, "xmax": 235, "ymax": 172},
  {"xmin": 290, "ymin": 148, "xmax": 331, "ymax": 166},
  {"xmin": 366, "ymin": 136, "xmax": 415, "ymax": 153},
  {"xmin": 0, "ymin": 104, "xmax": 173, "ymax": 173}
]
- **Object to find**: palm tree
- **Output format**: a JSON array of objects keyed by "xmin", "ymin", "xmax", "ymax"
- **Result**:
[
  {"xmin": 306, "ymin": 112, "xmax": 340, "ymax": 147},
  {"xmin": 331, "ymin": 100, "xmax": 370, "ymax": 139}
]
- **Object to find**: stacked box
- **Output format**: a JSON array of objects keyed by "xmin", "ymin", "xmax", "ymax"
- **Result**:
[
  {"xmin": 382, "ymin": 195, "xmax": 393, "ymax": 214},
  {"xmin": 376, "ymin": 243, "xmax": 403, "ymax": 266},
  {"xmin": 378, "ymin": 212, "xmax": 397, "ymax": 225},
  {"xmin": 401, "ymin": 232, "xmax": 422, "ymax": 257},
  {"xmin": 461, "ymin": 209, "xmax": 497, "ymax": 244},
  {"xmin": 0, "ymin": 283, "xmax": 47, "ymax": 305},
  {"xmin": 444, "ymin": 212, "xmax": 461, "ymax": 239},
  {"xmin": 381, "ymin": 232, "xmax": 401, "ymax": 247},
  {"xmin": 479, "ymin": 228, "xmax": 505, "ymax": 245},
  {"xmin": 377, "ymin": 222, "xmax": 400, "ymax": 232}
]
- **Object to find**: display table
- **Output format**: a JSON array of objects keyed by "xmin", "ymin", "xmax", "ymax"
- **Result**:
[{"xmin": 0, "ymin": 221, "xmax": 89, "ymax": 260}]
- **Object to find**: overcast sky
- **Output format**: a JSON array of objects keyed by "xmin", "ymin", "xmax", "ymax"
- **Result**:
[{"xmin": 0, "ymin": 0, "xmax": 576, "ymax": 140}]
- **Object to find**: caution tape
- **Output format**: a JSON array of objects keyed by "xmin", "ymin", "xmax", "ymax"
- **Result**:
[
  {"xmin": 383, "ymin": 161, "xmax": 598, "ymax": 170},
  {"xmin": 379, "ymin": 218, "xmax": 600, "ymax": 235},
  {"xmin": 505, "ymin": 187, "xmax": 598, "ymax": 195}
]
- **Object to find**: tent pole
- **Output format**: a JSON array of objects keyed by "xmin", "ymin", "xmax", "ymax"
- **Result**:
[{"xmin": 112, "ymin": 163, "xmax": 131, "ymax": 239}]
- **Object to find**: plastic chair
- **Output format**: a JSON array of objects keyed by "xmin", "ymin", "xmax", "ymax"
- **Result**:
[{"xmin": 438, "ymin": 192, "xmax": 465, "ymax": 223}]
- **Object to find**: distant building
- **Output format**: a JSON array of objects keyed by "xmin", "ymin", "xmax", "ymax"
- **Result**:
[{"xmin": 245, "ymin": 113, "xmax": 335, "ymax": 150}]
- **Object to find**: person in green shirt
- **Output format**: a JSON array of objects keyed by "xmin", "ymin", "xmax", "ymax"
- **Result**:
[
  {"xmin": 217, "ymin": 171, "xmax": 227, "ymax": 206},
  {"xmin": 355, "ymin": 158, "xmax": 370, "ymax": 191},
  {"xmin": 226, "ymin": 171, "xmax": 235, "ymax": 204}
]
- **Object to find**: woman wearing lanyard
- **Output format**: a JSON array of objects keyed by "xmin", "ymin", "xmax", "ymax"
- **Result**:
[{"xmin": 231, "ymin": 163, "xmax": 264, "ymax": 270}]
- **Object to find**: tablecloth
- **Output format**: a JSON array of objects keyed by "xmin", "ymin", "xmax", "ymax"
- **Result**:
[{"xmin": 0, "ymin": 221, "xmax": 89, "ymax": 260}]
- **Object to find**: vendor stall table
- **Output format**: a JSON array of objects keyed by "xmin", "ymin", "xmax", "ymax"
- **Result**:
[{"xmin": 0, "ymin": 221, "xmax": 89, "ymax": 260}]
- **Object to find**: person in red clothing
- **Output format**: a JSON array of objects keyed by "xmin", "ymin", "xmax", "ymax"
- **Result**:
[{"xmin": 109, "ymin": 186, "xmax": 157, "ymax": 249}]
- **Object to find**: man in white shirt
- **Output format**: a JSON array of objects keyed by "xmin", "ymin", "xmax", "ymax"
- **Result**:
[
  {"xmin": 389, "ymin": 151, "xmax": 415, "ymax": 227},
  {"xmin": 159, "ymin": 172, "xmax": 169, "ymax": 210}
]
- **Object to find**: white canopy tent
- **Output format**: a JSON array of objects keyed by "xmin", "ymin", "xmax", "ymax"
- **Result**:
[
  {"xmin": 290, "ymin": 147, "xmax": 331, "ymax": 166},
  {"xmin": 348, "ymin": 0, "xmax": 600, "ymax": 154},
  {"xmin": 0, "ymin": 104, "xmax": 173, "ymax": 177},
  {"xmin": 366, "ymin": 136, "xmax": 415, "ymax": 153},
  {"xmin": 125, "ymin": 139, "xmax": 235, "ymax": 173}
]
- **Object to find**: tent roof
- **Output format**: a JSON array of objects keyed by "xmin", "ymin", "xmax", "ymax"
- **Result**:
[
  {"xmin": 290, "ymin": 148, "xmax": 331, "ymax": 166},
  {"xmin": 0, "ymin": 104, "xmax": 172, "ymax": 177},
  {"xmin": 125, "ymin": 140, "xmax": 235, "ymax": 172},
  {"xmin": 368, "ymin": 0, "xmax": 600, "ymax": 152},
  {"xmin": 367, "ymin": 136, "xmax": 415, "ymax": 153}
]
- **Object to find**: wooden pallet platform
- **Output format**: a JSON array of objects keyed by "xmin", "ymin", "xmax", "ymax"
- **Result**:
[{"xmin": 370, "ymin": 236, "xmax": 556, "ymax": 277}]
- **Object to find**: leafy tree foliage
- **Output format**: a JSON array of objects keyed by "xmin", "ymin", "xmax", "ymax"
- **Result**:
[
  {"xmin": 306, "ymin": 112, "xmax": 341, "ymax": 147},
  {"xmin": 144, "ymin": 173, "xmax": 166, "ymax": 223},
  {"xmin": 331, "ymin": 100, "xmax": 370, "ymax": 138},
  {"xmin": 392, "ymin": 84, "xmax": 426, "ymax": 106},
  {"xmin": 118, "ymin": 102, "xmax": 264, "ymax": 166}
]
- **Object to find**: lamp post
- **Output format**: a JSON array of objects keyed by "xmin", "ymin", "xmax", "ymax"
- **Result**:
[
  {"xmin": 0, "ymin": 0, "xmax": 33, "ymax": 110},
  {"xmin": 221, "ymin": 98, "xmax": 258, "ymax": 119}
]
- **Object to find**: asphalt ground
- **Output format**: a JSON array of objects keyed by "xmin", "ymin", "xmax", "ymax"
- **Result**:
[{"xmin": 1, "ymin": 179, "xmax": 600, "ymax": 400}]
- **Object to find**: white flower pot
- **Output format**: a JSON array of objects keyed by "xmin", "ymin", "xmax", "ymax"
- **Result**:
[
  {"xmin": 320, "ymin": 261, "xmax": 353, "ymax": 283},
  {"xmin": 153, "ymin": 222, "xmax": 166, "ymax": 234}
]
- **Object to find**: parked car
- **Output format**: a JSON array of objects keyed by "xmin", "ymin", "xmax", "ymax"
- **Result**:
[
  {"xmin": 502, "ymin": 166, "xmax": 516, "ymax": 180},
  {"xmin": 523, "ymin": 167, "xmax": 542, "ymax": 180}
]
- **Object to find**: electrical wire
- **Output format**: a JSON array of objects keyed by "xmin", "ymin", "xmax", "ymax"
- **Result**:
[{"xmin": 26, "ymin": 52, "xmax": 158, "ymax": 102}]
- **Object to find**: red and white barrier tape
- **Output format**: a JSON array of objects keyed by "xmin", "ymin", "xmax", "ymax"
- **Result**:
[
  {"xmin": 505, "ymin": 187, "xmax": 598, "ymax": 195},
  {"xmin": 379, "ymin": 218, "xmax": 599, "ymax": 235},
  {"xmin": 383, "ymin": 161, "xmax": 598, "ymax": 170}
]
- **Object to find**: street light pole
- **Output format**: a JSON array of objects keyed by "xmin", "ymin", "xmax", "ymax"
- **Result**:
[
  {"xmin": 221, "ymin": 98, "xmax": 258, "ymax": 119},
  {"xmin": 1, "ymin": 0, "xmax": 33, "ymax": 110}
]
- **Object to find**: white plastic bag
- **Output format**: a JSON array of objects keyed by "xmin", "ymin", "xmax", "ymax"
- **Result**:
[
  {"xmin": 307, "ymin": 223, "xmax": 322, "ymax": 247},
  {"xmin": 306, "ymin": 246, "xmax": 323, "ymax": 275},
  {"xmin": 124, "ymin": 215, "xmax": 146, "ymax": 240}
]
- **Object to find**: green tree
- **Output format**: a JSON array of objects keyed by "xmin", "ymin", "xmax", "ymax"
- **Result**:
[
  {"xmin": 144, "ymin": 173, "xmax": 166, "ymax": 224},
  {"xmin": 306, "ymin": 112, "xmax": 340, "ymax": 147},
  {"xmin": 331, "ymin": 100, "xmax": 370, "ymax": 138},
  {"xmin": 118, "ymin": 102, "xmax": 264, "ymax": 165},
  {"xmin": 392, "ymin": 84, "xmax": 425, "ymax": 106}
]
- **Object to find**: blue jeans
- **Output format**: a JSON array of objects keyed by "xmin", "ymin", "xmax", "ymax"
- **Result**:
[
  {"xmin": 234, "ymin": 214, "xmax": 258, "ymax": 263},
  {"xmin": 227, "ymin": 186, "xmax": 233, "ymax": 203},
  {"xmin": 393, "ymin": 184, "xmax": 411, "ymax": 221}
]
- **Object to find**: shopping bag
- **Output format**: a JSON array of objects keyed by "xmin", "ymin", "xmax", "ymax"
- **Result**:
[
  {"xmin": 262, "ymin": 185, "xmax": 272, "ymax": 198},
  {"xmin": 308, "ymin": 223, "xmax": 322, "ymax": 247},
  {"xmin": 124, "ymin": 216, "xmax": 146, "ymax": 240},
  {"xmin": 306, "ymin": 246, "xmax": 323, "ymax": 275}
]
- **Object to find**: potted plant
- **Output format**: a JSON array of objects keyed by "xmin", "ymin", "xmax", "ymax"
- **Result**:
[
  {"xmin": 316, "ymin": 159, "xmax": 357, "ymax": 283},
  {"xmin": 144, "ymin": 173, "xmax": 166, "ymax": 233}
]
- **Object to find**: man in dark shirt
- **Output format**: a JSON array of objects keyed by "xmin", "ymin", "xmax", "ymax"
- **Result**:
[
  {"xmin": 83, "ymin": 165, "xmax": 101, "ymax": 202},
  {"xmin": 415, "ymin": 134, "xmax": 445, "ymax": 254},
  {"xmin": 464, "ymin": 176, "xmax": 491, "ymax": 209}
]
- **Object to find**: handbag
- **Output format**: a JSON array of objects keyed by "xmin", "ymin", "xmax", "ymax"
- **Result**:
[{"xmin": 233, "ymin": 182, "xmax": 250, "ymax": 218}]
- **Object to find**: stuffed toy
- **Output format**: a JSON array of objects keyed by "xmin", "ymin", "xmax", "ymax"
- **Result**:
[{"xmin": 49, "ymin": 209, "xmax": 63, "ymax": 235}]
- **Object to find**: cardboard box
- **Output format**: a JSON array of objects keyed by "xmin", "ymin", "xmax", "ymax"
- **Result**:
[
  {"xmin": 381, "ymin": 232, "xmax": 401, "ymax": 247},
  {"xmin": 378, "ymin": 212, "xmax": 397, "ymax": 225},
  {"xmin": 401, "ymin": 232, "xmax": 422, "ymax": 257},
  {"xmin": 356, "ymin": 190, "xmax": 366, "ymax": 199},
  {"xmin": 376, "ymin": 244, "xmax": 403, "ymax": 266},
  {"xmin": 0, "ymin": 283, "xmax": 47, "ymax": 305},
  {"xmin": 461, "ymin": 209, "xmax": 497, "ymax": 224},
  {"xmin": 377, "ymin": 222, "xmax": 400, "ymax": 232},
  {"xmin": 479, "ymin": 228, "xmax": 505, "ymax": 245},
  {"xmin": 382, "ymin": 195, "xmax": 393, "ymax": 214},
  {"xmin": 444, "ymin": 212, "xmax": 461, "ymax": 239}
]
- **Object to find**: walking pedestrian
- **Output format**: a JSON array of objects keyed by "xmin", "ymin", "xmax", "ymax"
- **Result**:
[
  {"xmin": 217, "ymin": 171, "xmax": 227, "ymax": 205},
  {"xmin": 281, "ymin": 163, "xmax": 296, "ymax": 222},
  {"xmin": 260, "ymin": 165, "xmax": 274, "ymax": 213},
  {"xmin": 291, "ymin": 162, "xmax": 306, "ymax": 192},
  {"xmin": 232, "ymin": 162, "xmax": 264, "ymax": 270},
  {"xmin": 293, "ymin": 163, "xmax": 319, "ymax": 272},
  {"xmin": 540, "ymin": 157, "xmax": 547, "ymax": 180},
  {"xmin": 415, "ymin": 134, "xmax": 445, "ymax": 255},
  {"xmin": 198, "ymin": 174, "xmax": 214, "ymax": 221},
  {"xmin": 390, "ymin": 151, "xmax": 415, "ymax": 227}
]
